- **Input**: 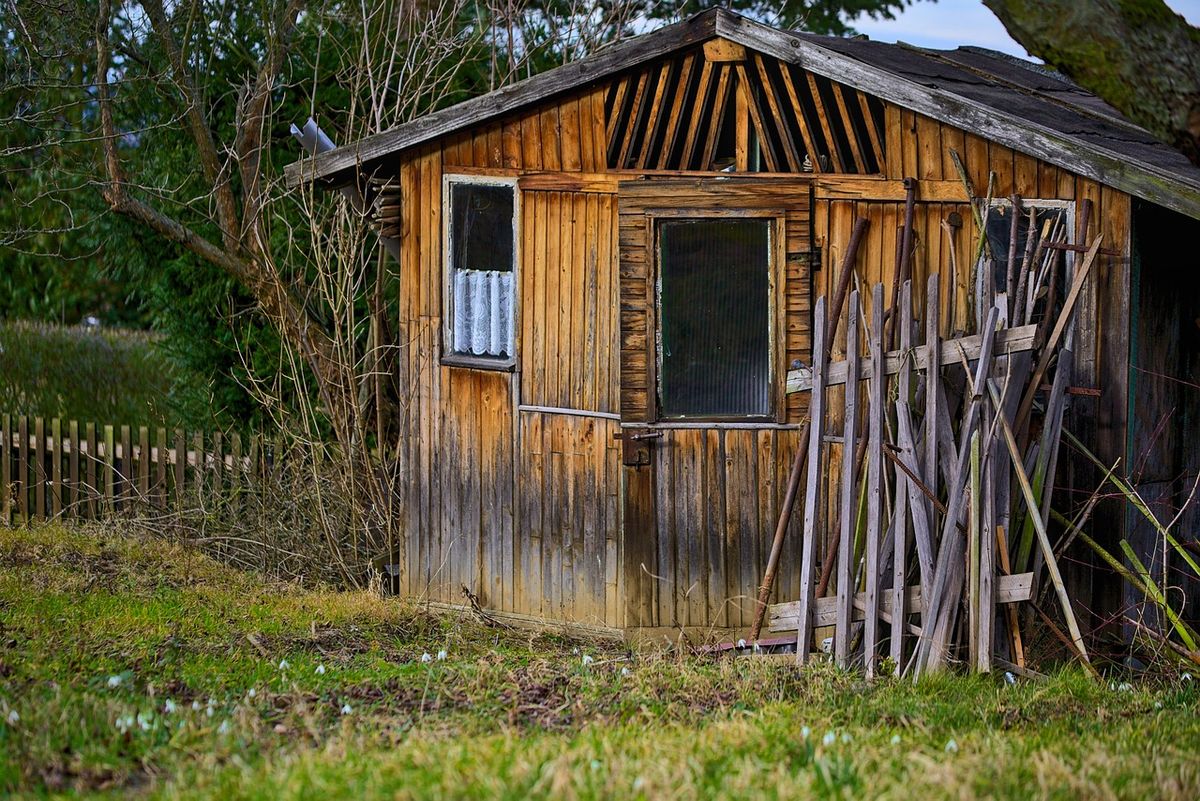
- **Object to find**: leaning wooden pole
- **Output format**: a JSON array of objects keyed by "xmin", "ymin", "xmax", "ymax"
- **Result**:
[{"xmin": 749, "ymin": 217, "xmax": 868, "ymax": 641}]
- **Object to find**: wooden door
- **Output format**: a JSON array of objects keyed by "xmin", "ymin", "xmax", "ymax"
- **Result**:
[{"xmin": 617, "ymin": 178, "xmax": 813, "ymax": 630}]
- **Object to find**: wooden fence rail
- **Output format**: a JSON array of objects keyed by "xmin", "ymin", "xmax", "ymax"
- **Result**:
[{"xmin": 0, "ymin": 415, "xmax": 281, "ymax": 526}]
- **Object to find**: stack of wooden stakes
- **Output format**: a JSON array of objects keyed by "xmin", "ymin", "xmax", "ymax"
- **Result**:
[{"xmin": 765, "ymin": 185, "xmax": 1103, "ymax": 678}]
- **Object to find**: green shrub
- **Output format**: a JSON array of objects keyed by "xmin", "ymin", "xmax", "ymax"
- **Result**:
[{"xmin": 0, "ymin": 320, "xmax": 209, "ymax": 429}]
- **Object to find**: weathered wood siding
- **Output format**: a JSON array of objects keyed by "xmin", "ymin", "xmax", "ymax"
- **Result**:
[{"xmin": 388, "ymin": 38, "xmax": 1137, "ymax": 633}]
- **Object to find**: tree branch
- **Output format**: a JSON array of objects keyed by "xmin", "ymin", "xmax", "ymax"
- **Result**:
[{"xmin": 984, "ymin": 0, "xmax": 1200, "ymax": 166}]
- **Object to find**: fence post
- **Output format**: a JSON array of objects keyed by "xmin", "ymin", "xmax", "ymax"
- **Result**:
[
  {"xmin": 137, "ymin": 426, "xmax": 150, "ymax": 512},
  {"xmin": 68, "ymin": 420, "xmax": 80, "ymax": 518},
  {"xmin": 51, "ymin": 418, "xmax": 63, "ymax": 520},
  {"xmin": 103, "ymin": 425, "xmax": 116, "ymax": 515},
  {"xmin": 1, "ymin": 414, "xmax": 10, "ymax": 526},
  {"xmin": 34, "ymin": 417, "xmax": 47, "ymax": 522},
  {"xmin": 156, "ymin": 428, "xmax": 167, "ymax": 508},
  {"xmin": 86, "ymin": 423, "xmax": 97, "ymax": 519},
  {"xmin": 173, "ymin": 429, "xmax": 185, "ymax": 512},
  {"xmin": 192, "ymin": 431, "xmax": 204, "ymax": 511},
  {"xmin": 120, "ymin": 425, "xmax": 132, "ymax": 512}
]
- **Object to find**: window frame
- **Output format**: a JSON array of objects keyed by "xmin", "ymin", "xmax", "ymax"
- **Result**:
[
  {"xmin": 651, "ymin": 209, "xmax": 784, "ymax": 422},
  {"xmin": 441, "ymin": 172, "xmax": 521, "ymax": 371},
  {"xmin": 983, "ymin": 197, "xmax": 1075, "ymax": 325}
]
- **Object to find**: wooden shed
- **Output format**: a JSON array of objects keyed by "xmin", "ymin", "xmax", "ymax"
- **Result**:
[{"xmin": 288, "ymin": 9, "xmax": 1200, "ymax": 640}]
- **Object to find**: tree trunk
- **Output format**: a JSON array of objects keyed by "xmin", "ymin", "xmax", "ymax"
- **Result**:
[{"xmin": 984, "ymin": 0, "xmax": 1200, "ymax": 166}]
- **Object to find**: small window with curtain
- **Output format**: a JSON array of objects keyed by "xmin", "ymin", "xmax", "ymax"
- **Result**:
[
  {"xmin": 657, "ymin": 217, "xmax": 772, "ymax": 418},
  {"xmin": 444, "ymin": 176, "xmax": 517, "ymax": 367}
]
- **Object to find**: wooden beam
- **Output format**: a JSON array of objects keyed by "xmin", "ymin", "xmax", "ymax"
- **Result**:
[
  {"xmin": 768, "ymin": 572, "xmax": 1035, "ymax": 631},
  {"xmin": 813, "ymin": 177, "xmax": 968, "ymax": 202},
  {"xmin": 787, "ymin": 324, "xmax": 1037, "ymax": 393},
  {"xmin": 703, "ymin": 37, "xmax": 746, "ymax": 62}
]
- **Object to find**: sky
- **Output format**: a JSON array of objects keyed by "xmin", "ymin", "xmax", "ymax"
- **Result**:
[{"xmin": 850, "ymin": 0, "xmax": 1200, "ymax": 58}]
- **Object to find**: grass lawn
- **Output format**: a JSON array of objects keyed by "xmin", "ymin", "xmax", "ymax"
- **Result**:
[{"xmin": 0, "ymin": 525, "xmax": 1197, "ymax": 799}]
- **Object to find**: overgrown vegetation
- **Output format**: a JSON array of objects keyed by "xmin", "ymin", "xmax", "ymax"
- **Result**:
[
  {"xmin": 0, "ymin": 524, "xmax": 1197, "ymax": 799},
  {"xmin": 0, "ymin": 321, "xmax": 211, "ymax": 429}
]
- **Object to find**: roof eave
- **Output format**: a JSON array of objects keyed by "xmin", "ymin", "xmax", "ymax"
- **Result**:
[{"xmin": 283, "ymin": 9, "xmax": 722, "ymax": 189}]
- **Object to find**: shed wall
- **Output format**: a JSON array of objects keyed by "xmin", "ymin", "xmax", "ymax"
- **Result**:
[{"xmin": 388, "ymin": 58, "xmax": 1134, "ymax": 632}]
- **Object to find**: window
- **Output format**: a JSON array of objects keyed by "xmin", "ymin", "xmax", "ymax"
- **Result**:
[
  {"xmin": 444, "ymin": 176, "xmax": 517, "ymax": 365},
  {"xmin": 657, "ymin": 218, "xmax": 772, "ymax": 418},
  {"xmin": 984, "ymin": 199, "xmax": 1073, "ymax": 323}
]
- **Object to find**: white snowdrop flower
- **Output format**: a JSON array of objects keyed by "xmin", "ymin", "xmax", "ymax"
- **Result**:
[
  {"xmin": 163, "ymin": 699, "xmax": 177, "ymax": 715},
  {"xmin": 206, "ymin": 707, "xmax": 214, "ymax": 718},
  {"xmin": 1116, "ymin": 682, "xmax": 1133, "ymax": 693},
  {"xmin": 436, "ymin": 650, "xmax": 448, "ymax": 661},
  {"xmin": 217, "ymin": 720, "xmax": 230, "ymax": 735},
  {"xmin": 315, "ymin": 664, "xmax": 326, "ymax": 675},
  {"xmin": 736, "ymin": 639, "xmax": 747, "ymax": 649},
  {"xmin": 247, "ymin": 688, "xmax": 257, "ymax": 698},
  {"xmin": 632, "ymin": 777, "xmax": 645, "ymax": 791},
  {"xmin": 822, "ymin": 731, "xmax": 836, "ymax": 747},
  {"xmin": 107, "ymin": 675, "xmax": 123, "ymax": 688},
  {"xmin": 620, "ymin": 667, "xmax": 631, "ymax": 677},
  {"xmin": 137, "ymin": 712, "xmax": 151, "ymax": 731},
  {"xmin": 6, "ymin": 710, "xmax": 19, "ymax": 724},
  {"xmin": 1003, "ymin": 671, "xmax": 1016, "ymax": 686},
  {"xmin": 590, "ymin": 759, "xmax": 602, "ymax": 771},
  {"xmin": 420, "ymin": 652, "xmax": 432, "ymax": 663},
  {"xmin": 1181, "ymin": 672, "xmax": 1193, "ymax": 683},
  {"xmin": 581, "ymin": 654, "xmax": 594, "ymax": 666},
  {"xmin": 278, "ymin": 659, "xmax": 290, "ymax": 671},
  {"xmin": 572, "ymin": 647, "xmax": 580, "ymax": 656},
  {"xmin": 115, "ymin": 715, "xmax": 134, "ymax": 734},
  {"xmin": 890, "ymin": 734, "xmax": 901, "ymax": 745},
  {"xmin": 191, "ymin": 700, "xmax": 201, "ymax": 711},
  {"xmin": 341, "ymin": 703, "xmax": 353, "ymax": 715},
  {"xmin": 1154, "ymin": 701, "xmax": 1163, "ymax": 710},
  {"xmin": 801, "ymin": 726, "xmax": 811, "ymax": 739},
  {"xmin": 752, "ymin": 642, "xmax": 761, "ymax": 654},
  {"xmin": 841, "ymin": 732, "xmax": 852, "ymax": 744},
  {"xmin": 945, "ymin": 739, "xmax": 958, "ymax": 754}
]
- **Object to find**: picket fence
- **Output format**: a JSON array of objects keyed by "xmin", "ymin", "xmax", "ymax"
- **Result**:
[{"xmin": 0, "ymin": 414, "xmax": 281, "ymax": 525}]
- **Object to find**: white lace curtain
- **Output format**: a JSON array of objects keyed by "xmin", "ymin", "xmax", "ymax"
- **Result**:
[{"xmin": 452, "ymin": 268, "xmax": 514, "ymax": 357}]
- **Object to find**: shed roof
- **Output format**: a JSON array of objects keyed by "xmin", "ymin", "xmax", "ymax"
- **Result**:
[{"xmin": 286, "ymin": 9, "xmax": 1200, "ymax": 220}]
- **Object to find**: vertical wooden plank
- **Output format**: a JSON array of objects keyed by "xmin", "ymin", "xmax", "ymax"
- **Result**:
[
  {"xmin": 778, "ymin": 64, "xmax": 822, "ymax": 172},
  {"xmin": 173, "ymin": 429, "xmax": 185, "ymax": 511},
  {"xmin": 797, "ymin": 297, "xmax": 826, "ymax": 663},
  {"xmin": 119, "ymin": 425, "xmax": 131, "ymax": 510},
  {"xmin": 700, "ymin": 66, "xmax": 733, "ymax": 171},
  {"xmin": 968, "ymin": 429, "xmax": 982, "ymax": 670},
  {"xmin": 34, "ymin": 417, "xmax": 46, "ymax": 521},
  {"xmin": 1, "ymin": 414, "xmax": 9, "ymax": 526},
  {"xmin": 883, "ymin": 104, "xmax": 902, "ymax": 178},
  {"xmin": 156, "ymin": 428, "xmax": 167, "ymax": 508},
  {"xmin": 835, "ymin": 292, "xmax": 860, "ymax": 667},
  {"xmin": 579, "ymin": 89, "xmax": 597, "ymax": 173},
  {"xmin": 17, "ymin": 417, "xmax": 29, "ymax": 524},
  {"xmin": 103, "ymin": 425, "xmax": 116, "ymax": 515},
  {"xmin": 925, "ymin": 274, "xmax": 941, "ymax": 529},
  {"xmin": 521, "ymin": 107, "xmax": 543, "ymax": 171},
  {"xmin": 68, "ymin": 420, "xmax": 80, "ymax": 518},
  {"xmin": 637, "ymin": 62, "xmax": 674, "ymax": 169},
  {"xmin": 915, "ymin": 114, "xmax": 943, "ymax": 180},
  {"xmin": 51, "ymin": 418, "xmax": 62, "ymax": 519},
  {"xmin": 560, "ymin": 96, "xmax": 583, "ymax": 171},
  {"xmin": 85, "ymin": 423, "xmax": 97, "ymax": 519},
  {"xmin": 864, "ymin": 283, "xmax": 886, "ymax": 677},
  {"xmin": 978, "ymin": 412, "xmax": 996, "ymax": 673},
  {"xmin": 138, "ymin": 425, "xmax": 150, "ymax": 509},
  {"xmin": 680, "ymin": 60, "xmax": 715, "ymax": 170},
  {"xmin": 501, "ymin": 119, "xmax": 522, "ymax": 169},
  {"xmin": 832, "ymin": 83, "xmax": 866, "ymax": 173}
]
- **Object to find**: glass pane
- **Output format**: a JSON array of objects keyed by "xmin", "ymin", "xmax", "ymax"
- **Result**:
[
  {"xmin": 985, "ymin": 203, "xmax": 1066, "ymax": 290},
  {"xmin": 450, "ymin": 182, "xmax": 514, "ymax": 273},
  {"xmin": 659, "ymin": 218, "xmax": 771, "ymax": 417},
  {"xmin": 449, "ymin": 181, "xmax": 515, "ymax": 358}
]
